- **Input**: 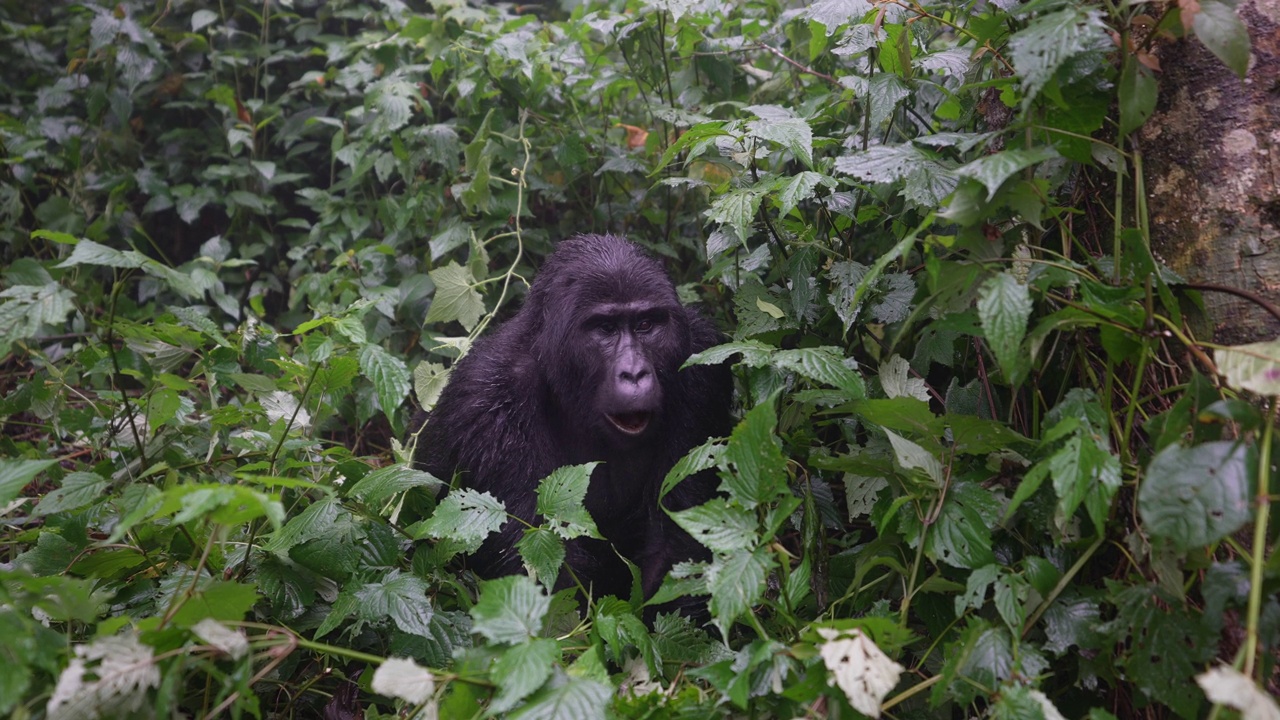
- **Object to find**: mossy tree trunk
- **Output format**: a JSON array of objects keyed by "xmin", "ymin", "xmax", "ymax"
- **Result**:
[{"xmin": 1141, "ymin": 0, "xmax": 1280, "ymax": 344}]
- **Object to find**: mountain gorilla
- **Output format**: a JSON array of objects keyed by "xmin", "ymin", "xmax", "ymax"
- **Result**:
[{"xmin": 413, "ymin": 234, "xmax": 732, "ymax": 602}]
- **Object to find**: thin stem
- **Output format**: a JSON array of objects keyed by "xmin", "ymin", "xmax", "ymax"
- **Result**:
[{"xmin": 1242, "ymin": 399, "xmax": 1275, "ymax": 678}]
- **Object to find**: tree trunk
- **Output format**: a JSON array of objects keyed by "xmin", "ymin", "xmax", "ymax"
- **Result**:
[{"xmin": 1141, "ymin": 0, "xmax": 1280, "ymax": 344}]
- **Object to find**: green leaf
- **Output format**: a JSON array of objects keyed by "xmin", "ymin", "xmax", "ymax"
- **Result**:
[
  {"xmin": 1007, "ymin": 8, "xmax": 1111, "ymax": 111},
  {"xmin": 745, "ymin": 108, "xmax": 813, "ymax": 168},
  {"xmin": 883, "ymin": 428, "xmax": 943, "ymax": 485},
  {"xmin": 707, "ymin": 547, "xmax": 775, "ymax": 637},
  {"xmin": 661, "ymin": 440, "xmax": 726, "ymax": 498},
  {"xmin": 670, "ymin": 498, "xmax": 758, "ymax": 553},
  {"xmin": 775, "ymin": 171, "xmax": 829, "ymax": 217},
  {"xmin": 33, "ymin": 472, "xmax": 107, "ymax": 516},
  {"xmin": 772, "ymin": 347, "xmax": 865, "ymax": 398},
  {"xmin": 509, "ymin": 677, "xmax": 611, "ymax": 720},
  {"xmin": 684, "ymin": 339, "xmax": 774, "ymax": 368},
  {"xmin": 1214, "ymin": 339, "xmax": 1280, "ymax": 396},
  {"xmin": 516, "ymin": 527, "xmax": 565, "ymax": 588},
  {"xmin": 360, "ymin": 344, "xmax": 410, "ymax": 421},
  {"xmin": 706, "ymin": 187, "xmax": 764, "ymax": 246},
  {"xmin": 722, "ymin": 395, "xmax": 788, "ymax": 507},
  {"xmin": 1193, "ymin": 0, "xmax": 1251, "ymax": 79},
  {"xmin": 355, "ymin": 572, "xmax": 436, "ymax": 637},
  {"xmin": 1138, "ymin": 441, "xmax": 1251, "ymax": 551},
  {"xmin": 491, "ymin": 638, "xmax": 560, "ymax": 713},
  {"xmin": 977, "ymin": 272, "xmax": 1032, "ymax": 383},
  {"xmin": 263, "ymin": 497, "xmax": 343, "ymax": 554},
  {"xmin": 1047, "ymin": 432, "xmax": 1122, "ymax": 535},
  {"xmin": 471, "ymin": 575, "xmax": 549, "ymax": 644},
  {"xmin": 0, "ymin": 459, "xmax": 67, "ymax": 506},
  {"xmin": 169, "ymin": 580, "xmax": 260, "ymax": 629},
  {"xmin": 55, "ymin": 239, "xmax": 143, "ymax": 269},
  {"xmin": 834, "ymin": 144, "xmax": 928, "ymax": 184},
  {"xmin": 425, "ymin": 262, "xmax": 484, "ymax": 331},
  {"xmin": 536, "ymin": 463, "xmax": 602, "ymax": 540},
  {"xmin": 954, "ymin": 147, "xmax": 1058, "ymax": 201},
  {"xmin": 917, "ymin": 482, "xmax": 1000, "ymax": 569},
  {"xmin": 347, "ymin": 465, "xmax": 443, "ymax": 506},
  {"xmin": 417, "ymin": 489, "xmax": 507, "ymax": 552},
  {"xmin": 1105, "ymin": 583, "xmax": 1215, "ymax": 717},
  {"xmin": 1118, "ymin": 55, "xmax": 1158, "ymax": 137}
]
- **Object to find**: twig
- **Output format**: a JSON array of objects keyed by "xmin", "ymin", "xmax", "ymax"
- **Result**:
[{"xmin": 759, "ymin": 44, "xmax": 840, "ymax": 86}]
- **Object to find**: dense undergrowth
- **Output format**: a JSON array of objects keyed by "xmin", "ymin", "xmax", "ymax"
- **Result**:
[{"xmin": 1, "ymin": 0, "xmax": 1275, "ymax": 717}]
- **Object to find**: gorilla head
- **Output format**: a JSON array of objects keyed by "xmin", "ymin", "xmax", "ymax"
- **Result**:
[{"xmin": 413, "ymin": 234, "xmax": 732, "ymax": 602}]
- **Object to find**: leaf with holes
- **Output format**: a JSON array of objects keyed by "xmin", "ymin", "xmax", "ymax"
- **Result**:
[{"xmin": 1138, "ymin": 441, "xmax": 1251, "ymax": 551}]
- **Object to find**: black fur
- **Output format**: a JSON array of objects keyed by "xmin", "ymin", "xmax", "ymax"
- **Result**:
[{"xmin": 413, "ymin": 234, "xmax": 731, "ymax": 601}]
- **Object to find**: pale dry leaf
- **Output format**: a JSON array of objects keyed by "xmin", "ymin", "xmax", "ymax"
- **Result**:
[
  {"xmin": 372, "ymin": 656, "xmax": 437, "ymax": 706},
  {"xmin": 1196, "ymin": 665, "xmax": 1280, "ymax": 720},
  {"xmin": 817, "ymin": 627, "xmax": 904, "ymax": 717}
]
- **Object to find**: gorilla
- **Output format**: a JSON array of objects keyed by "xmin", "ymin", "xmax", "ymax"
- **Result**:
[{"xmin": 413, "ymin": 234, "xmax": 732, "ymax": 602}]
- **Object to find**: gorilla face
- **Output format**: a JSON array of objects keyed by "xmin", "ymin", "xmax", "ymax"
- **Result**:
[{"xmin": 583, "ymin": 301, "xmax": 683, "ymax": 442}]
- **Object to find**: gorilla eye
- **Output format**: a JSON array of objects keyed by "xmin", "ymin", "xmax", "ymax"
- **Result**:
[
  {"xmin": 636, "ymin": 319, "xmax": 653, "ymax": 333},
  {"xmin": 596, "ymin": 320, "xmax": 618, "ymax": 334}
]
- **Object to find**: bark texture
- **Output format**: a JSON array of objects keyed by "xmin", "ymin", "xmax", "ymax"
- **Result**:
[{"xmin": 1141, "ymin": 0, "xmax": 1280, "ymax": 344}]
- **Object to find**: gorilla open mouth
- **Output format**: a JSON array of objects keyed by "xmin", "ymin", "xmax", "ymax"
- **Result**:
[{"xmin": 607, "ymin": 412, "xmax": 651, "ymax": 435}]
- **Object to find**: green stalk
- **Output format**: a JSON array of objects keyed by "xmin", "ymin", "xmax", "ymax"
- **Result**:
[{"xmin": 1242, "ymin": 398, "xmax": 1275, "ymax": 678}]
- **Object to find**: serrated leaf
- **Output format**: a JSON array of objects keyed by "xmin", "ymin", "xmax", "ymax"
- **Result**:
[
  {"xmin": 1007, "ymin": 8, "xmax": 1111, "ymax": 111},
  {"xmin": 351, "ymin": 572, "xmax": 435, "ymax": 637},
  {"xmin": 491, "ymin": 638, "xmax": 559, "ymax": 713},
  {"xmin": 359, "ymin": 344, "xmax": 410, "ymax": 421},
  {"xmin": 722, "ymin": 396, "xmax": 788, "ymax": 507},
  {"xmin": 417, "ymin": 489, "xmax": 507, "ymax": 552},
  {"xmin": 33, "ymin": 472, "xmax": 107, "ymax": 516},
  {"xmin": 1138, "ymin": 441, "xmax": 1251, "ymax": 551},
  {"xmin": 671, "ymin": 498, "xmax": 757, "ymax": 553},
  {"xmin": 867, "ymin": 73, "xmax": 910, "ymax": 130},
  {"xmin": 804, "ymin": 0, "xmax": 875, "ymax": 33},
  {"xmin": 684, "ymin": 339, "xmax": 774, "ymax": 368},
  {"xmin": 1193, "ymin": 0, "xmax": 1251, "ymax": 79},
  {"xmin": 775, "ymin": 171, "xmax": 828, "ymax": 217},
  {"xmin": 955, "ymin": 147, "xmax": 1058, "ymax": 200},
  {"xmin": 347, "ymin": 465, "xmax": 443, "ymax": 505},
  {"xmin": 706, "ymin": 188, "xmax": 763, "ymax": 246},
  {"xmin": 516, "ymin": 527, "xmax": 565, "ymax": 588},
  {"xmin": 707, "ymin": 547, "xmax": 774, "ymax": 637},
  {"xmin": 772, "ymin": 347, "xmax": 866, "ymax": 398},
  {"xmin": 834, "ymin": 144, "xmax": 926, "ymax": 184},
  {"xmin": 661, "ymin": 440, "xmax": 726, "ymax": 498},
  {"xmin": 471, "ymin": 575, "xmax": 549, "ymax": 644},
  {"xmin": 977, "ymin": 273, "xmax": 1032, "ymax": 383},
  {"xmin": 817, "ymin": 628, "xmax": 905, "ymax": 717},
  {"xmin": 1046, "ymin": 432, "xmax": 1122, "ymax": 535},
  {"xmin": 880, "ymin": 355, "xmax": 930, "ymax": 402},
  {"xmin": 425, "ymin": 262, "xmax": 484, "ymax": 331},
  {"xmin": 509, "ymin": 677, "xmax": 611, "ymax": 720},
  {"xmin": 746, "ymin": 111, "xmax": 813, "ymax": 168},
  {"xmin": 55, "ymin": 239, "xmax": 143, "ymax": 269},
  {"xmin": 536, "ymin": 463, "xmax": 601, "ymax": 540}
]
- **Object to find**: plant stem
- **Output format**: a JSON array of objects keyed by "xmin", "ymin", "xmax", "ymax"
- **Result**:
[{"xmin": 1242, "ymin": 398, "xmax": 1275, "ymax": 678}]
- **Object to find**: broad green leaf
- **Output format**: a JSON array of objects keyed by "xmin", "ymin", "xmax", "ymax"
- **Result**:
[
  {"xmin": 954, "ymin": 147, "xmax": 1058, "ymax": 200},
  {"xmin": 1138, "ymin": 441, "xmax": 1251, "ymax": 550},
  {"xmin": 425, "ymin": 262, "xmax": 484, "ymax": 331},
  {"xmin": 1047, "ymin": 432, "xmax": 1122, "ymax": 535},
  {"xmin": 772, "ymin": 347, "xmax": 865, "ymax": 398},
  {"xmin": 706, "ymin": 187, "xmax": 764, "ymax": 246},
  {"xmin": 918, "ymin": 482, "xmax": 1000, "ymax": 569},
  {"xmin": 471, "ymin": 575, "xmax": 549, "ymax": 644},
  {"xmin": 775, "ymin": 171, "xmax": 830, "ymax": 217},
  {"xmin": 684, "ymin": 339, "xmax": 774, "ymax": 368},
  {"xmin": 867, "ymin": 73, "xmax": 910, "ymax": 129},
  {"xmin": 1118, "ymin": 55, "xmax": 1158, "ymax": 137},
  {"xmin": 536, "ymin": 463, "xmax": 602, "ymax": 540},
  {"xmin": 509, "ymin": 677, "xmax": 611, "ymax": 720},
  {"xmin": 707, "ymin": 547, "xmax": 774, "ymax": 637},
  {"xmin": 671, "ymin": 498, "xmax": 757, "ymax": 553},
  {"xmin": 413, "ymin": 361, "xmax": 451, "ymax": 412},
  {"xmin": 346, "ymin": 465, "xmax": 443, "ymax": 505},
  {"xmin": 416, "ymin": 489, "xmax": 507, "ymax": 552},
  {"xmin": 1007, "ymin": 8, "xmax": 1111, "ymax": 111},
  {"xmin": 516, "ymin": 527, "xmax": 565, "ymax": 588},
  {"xmin": 1193, "ymin": 0, "xmax": 1251, "ymax": 79},
  {"xmin": 722, "ymin": 395, "xmax": 788, "ymax": 507},
  {"xmin": 491, "ymin": 638, "xmax": 559, "ymax": 713},
  {"xmin": 54, "ymin": 239, "xmax": 143, "ymax": 269},
  {"xmin": 33, "ymin": 472, "xmax": 107, "ymax": 516},
  {"xmin": 661, "ymin": 440, "xmax": 725, "ymax": 498},
  {"xmin": 746, "ymin": 108, "xmax": 813, "ymax": 168},
  {"xmin": 360, "ymin": 344, "xmax": 410, "ymax": 421},
  {"xmin": 883, "ymin": 428, "xmax": 943, "ymax": 484},
  {"xmin": 355, "ymin": 573, "xmax": 436, "ymax": 637},
  {"xmin": 1215, "ymin": 339, "xmax": 1280, "ymax": 396},
  {"xmin": 169, "ymin": 580, "xmax": 260, "ymax": 629},
  {"xmin": 977, "ymin": 272, "xmax": 1032, "ymax": 383},
  {"xmin": 834, "ymin": 144, "xmax": 927, "ymax": 184},
  {"xmin": 1104, "ymin": 584, "xmax": 1215, "ymax": 717},
  {"xmin": 956, "ymin": 564, "xmax": 1000, "ymax": 616}
]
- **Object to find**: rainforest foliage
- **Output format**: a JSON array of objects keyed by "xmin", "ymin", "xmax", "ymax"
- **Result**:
[{"xmin": 0, "ymin": 0, "xmax": 1274, "ymax": 717}]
